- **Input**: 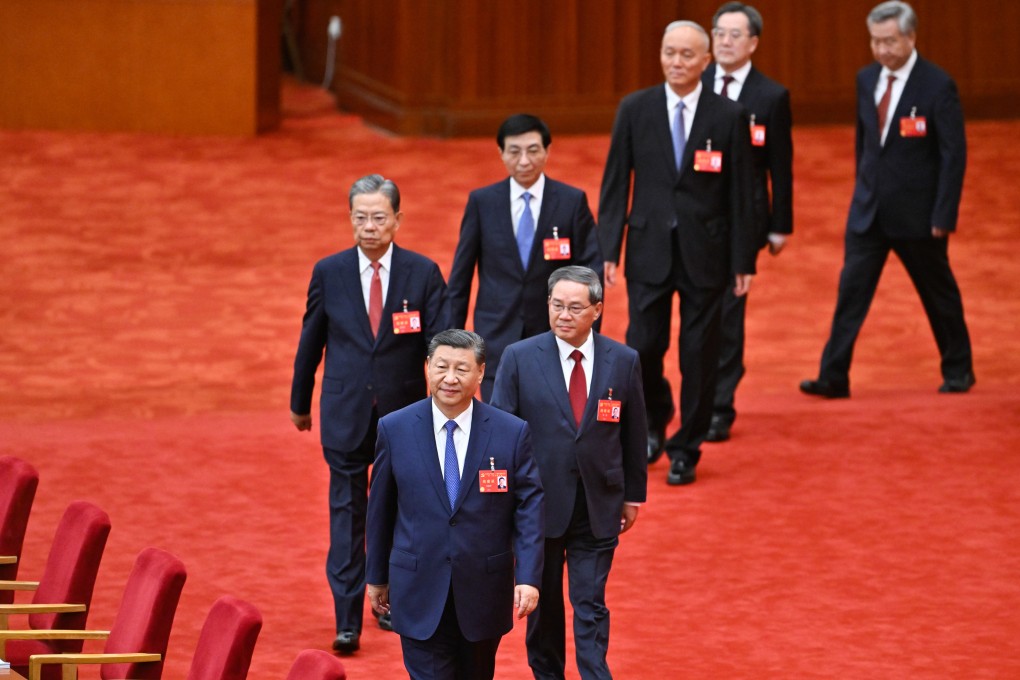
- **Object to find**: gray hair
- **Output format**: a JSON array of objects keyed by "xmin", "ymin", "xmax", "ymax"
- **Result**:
[
  {"xmin": 547, "ymin": 265, "xmax": 603, "ymax": 304},
  {"xmin": 712, "ymin": 2, "xmax": 764, "ymax": 38},
  {"xmin": 348, "ymin": 174, "xmax": 401, "ymax": 212},
  {"xmin": 867, "ymin": 1, "xmax": 916, "ymax": 34},
  {"xmin": 663, "ymin": 20, "xmax": 710, "ymax": 51},
  {"xmin": 428, "ymin": 329, "xmax": 486, "ymax": 366}
]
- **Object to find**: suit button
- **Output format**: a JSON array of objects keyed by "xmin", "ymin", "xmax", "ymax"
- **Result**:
[
  {"xmin": 449, "ymin": 519, "xmax": 456, "ymax": 526},
  {"xmin": 446, "ymin": 557, "xmax": 452, "ymax": 563},
  {"xmin": 366, "ymin": 384, "xmax": 373, "ymax": 391}
]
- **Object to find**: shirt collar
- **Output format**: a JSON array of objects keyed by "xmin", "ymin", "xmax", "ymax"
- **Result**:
[
  {"xmin": 880, "ymin": 48, "xmax": 918, "ymax": 82},
  {"xmin": 665, "ymin": 80, "xmax": 703, "ymax": 112},
  {"xmin": 510, "ymin": 174, "xmax": 546, "ymax": 203},
  {"xmin": 432, "ymin": 398, "xmax": 474, "ymax": 434},
  {"xmin": 717, "ymin": 60, "xmax": 752, "ymax": 86},
  {"xmin": 358, "ymin": 242, "xmax": 394, "ymax": 273},
  {"xmin": 554, "ymin": 331, "xmax": 595, "ymax": 363}
]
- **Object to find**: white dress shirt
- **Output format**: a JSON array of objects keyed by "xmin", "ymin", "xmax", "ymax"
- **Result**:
[
  {"xmin": 432, "ymin": 399, "xmax": 472, "ymax": 479},
  {"xmin": 357, "ymin": 243, "xmax": 393, "ymax": 312},
  {"xmin": 554, "ymin": 331, "xmax": 594, "ymax": 397},
  {"xmin": 510, "ymin": 174, "xmax": 545, "ymax": 237},
  {"xmin": 665, "ymin": 81, "xmax": 703, "ymax": 143},
  {"xmin": 713, "ymin": 60, "xmax": 752, "ymax": 101},
  {"xmin": 876, "ymin": 49, "xmax": 918, "ymax": 146}
]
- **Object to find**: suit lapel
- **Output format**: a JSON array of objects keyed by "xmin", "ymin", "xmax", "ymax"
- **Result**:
[
  {"xmin": 683, "ymin": 90, "xmax": 715, "ymax": 172},
  {"xmin": 534, "ymin": 333, "xmax": 577, "ymax": 427},
  {"xmin": 885, "ymin": 59, "xmax": 923, "ymax": 152},
  {"xmin": 531, "ymin": 179, "xmax": 559, "ymax": 268},
  {"xmin": 649, "ymin": 86, "xmax": 679, "ymax": 181},
  {"xmin": 377, "ymin": 245, "xmax": 409, "ymax": 346},
  {"xmin": 457, "ymin": 402, "xmax": 491, "ymax": 511},
  {"xmin": 340, "ymin": 248, "xmax": 375, "ymax": 344},
  {"xmin": 414, "ymin": 401, "xmax": 451, "ymax": 512},
  {"xmin": 582, "ymin": 334, "xmax": 612, "ymax": 429},
  {"xmin": 493, "ymin": 179, "xmax": 526, "ymax": 276}
]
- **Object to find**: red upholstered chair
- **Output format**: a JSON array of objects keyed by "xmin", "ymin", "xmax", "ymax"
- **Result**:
[
  {"xmin": 0, "ymin": 546, "xmax": 187, "ymax": 680},
  {"xmin": 184, "ymin": 595, "xmax": 263, "ymax": 680},
  {"xmin": 0, "ymin": 455, "xmax": 40, "ymax": 601},
  {"xmin": 285, "ymin": 649, "xmax": 348, "ymax": 680},
  {"xmin": 0, "ymin": 500, "xmax": 111, "ymax": 667}
]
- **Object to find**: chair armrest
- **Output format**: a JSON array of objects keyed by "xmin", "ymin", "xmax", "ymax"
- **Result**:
[
  {"xmin": 0, "ymin": 555, "xmax": 16, "ymax": 564},
  {"xmin": 0, "ymin": 580, "xmax": 40, "ymax": 591},
  {"xmin": 28, "ymin": 652, "xmax": 162, "ymax": 680},
  {"xmin": 0, "ymin": 603, "xmax": 86, "ymax": 615},
  {"xmin": 0, "ymin": 628, "xmax": 109, "ymax": 641}
]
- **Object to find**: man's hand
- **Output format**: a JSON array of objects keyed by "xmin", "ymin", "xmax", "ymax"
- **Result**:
[
  {"xmin": 932, "ymin": 227, "xmax": 949, "ymax": 238},
  {"xmin": 368, "ymin": 584, "xmax": 390, "ymax": 615},
  {"xmin": 604, "ymin": 262, "xmax": 618, "ymax": 288},
  {"xmin": 734, "ymin": 273, "xmax": 754, "ymax": 297},
  {"xmin": 514, "ymin": 585, "xmax": 539, "ymax": 619},
  {"xmin": 290, "ymin": 411, "xmax": 312, "ymax": 431},
  {"xmin": 620, "ymin": 504, "xmax": 639, "ymax": 534}
]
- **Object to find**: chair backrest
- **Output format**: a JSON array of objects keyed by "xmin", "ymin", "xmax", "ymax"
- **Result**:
[
  {"xmin": 185, "ymin": 595, "xmax": 263, "ymax": 680},
  {"xmin": 29, "ymin": 500, "xmax": 112, "ymax": 643},
  {"xmin": 0, "ymin": 456, "xmax": 40, "ymax": 600},
  {"xmin": 285, "ymin": 649, "xmax": 347, "ymax": 680},
  {"xmin": 101, "ymin": 547, "xmax": 187, "ymax": 680}
]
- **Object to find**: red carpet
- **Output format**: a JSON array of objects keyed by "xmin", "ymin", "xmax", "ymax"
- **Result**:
[{"xmin": 2, "ymin": 79, "xmax": 1019, "ymax": 678}]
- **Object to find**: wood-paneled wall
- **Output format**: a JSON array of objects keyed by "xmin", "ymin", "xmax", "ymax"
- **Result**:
[
  {"xmin": 0, "ymin": 0, "xmax": 282, "ymax": 135},
  {"xmin": 290, "ymin": 0, "xmax": 1020, "ymax": 136}
]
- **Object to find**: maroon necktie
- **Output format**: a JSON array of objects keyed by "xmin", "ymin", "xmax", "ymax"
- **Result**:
[
  {"xmin": 877, "ymin": 74, "xmax": 897, "ymax": 137},
  {"xmin": 368, "ymin": 261, "xmax": 382, "ymax": 337},
  {"xmin": 721, "ymin": 74, "xmax": 735, "ymax": 99},
  {"xmin": 568, "ymin": 350, "xmax": 586, "ymax": 426}
]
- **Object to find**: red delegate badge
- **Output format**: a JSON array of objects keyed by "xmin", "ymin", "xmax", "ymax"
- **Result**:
[
  {"xmin": 479, "ymin": 470, "xmax": 509, "ymax": 493},
  {"xmin": 543, "ymin": 227, "xmax": 571, "ymax": 260},
  {"xmin": 694, "ymin": 140, "xmax": 722, "ymax": 173},
  {"xmin": 596, "ymin": 389, "xmax": 621, "ymax": 423},
  {"xmin": 392, "ymin": 299, "xmax": 422, "ymax": 334},
  {"xmin": 749, "ymin": 114, "xmax": 766, "ymax": 147}
]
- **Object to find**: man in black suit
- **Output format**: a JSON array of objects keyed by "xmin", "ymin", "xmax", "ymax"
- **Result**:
[
  {"xmin": 448, "ymin": 114, "xmax": 602, "ymax": 401},
  {"xmin": 801, "ymin": 1, "xmax": 975, "ymax": 399},
  {"xmin": 491, "ymin": 266, "xmax": 647, "ymax": 679},
  {"xmin": 702, "ymin": 2, "xmax": 794, "ymax": 443},
  {"xmin": 599, "ymin": 20, "xmax": 756, "ymax": 486},
  {"xmin": 290, "ymin": 174, "xmax": 447, "ymax": 653}
]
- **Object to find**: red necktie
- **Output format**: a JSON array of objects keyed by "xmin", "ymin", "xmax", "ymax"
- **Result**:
[
  {"xmin": 721, "ymin": 74, "xmax": 735, "ymax": 99},
  {"xmin": 877, "ymin": 74, "xmax": 897, "ymax": 138},
  {"xmin": 368, "ymin": 261, "xmax": 382, "ymax": 337},
  {"xmin": 568, "ymin": 350, "xmax": 586, "ymax": 427}
]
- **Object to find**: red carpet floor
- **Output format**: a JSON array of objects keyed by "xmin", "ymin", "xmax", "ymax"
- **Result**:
[{"xmin": 2, "ymin": 80, "xmax": 1019, "ymax": 678}]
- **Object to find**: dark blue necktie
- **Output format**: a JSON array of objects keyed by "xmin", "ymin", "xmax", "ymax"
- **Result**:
[
  {"xmin": 517, "ymin": 192, "xmax": 535, "ymax": 269},
  {"xmin": 443, "ymin": 420, "xmax": 459, "ymax": 510}
]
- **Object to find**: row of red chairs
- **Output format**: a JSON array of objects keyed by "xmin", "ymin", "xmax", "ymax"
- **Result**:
[{"xmin": 1, "ymin": 455, "xmax": 346, "ymax": 679}]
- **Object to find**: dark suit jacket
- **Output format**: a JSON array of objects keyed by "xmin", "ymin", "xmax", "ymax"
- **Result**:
[
  {"xmin": 365, "ymin": 398, "xmax": 545, "ymax": 641},
  {"xmin": 290, "ymin": 244, "xmax": 446, "ymax": 456},
  {"xmin": 598, "ymin": 84, "xmax": 757, "ymax": 288},
  {"xmin": 490, "ymin": 332, "xmax": 647, "ymax": 539},
  {"xmin": 447, "ymin": 176, "xmax": 601, "ymax": 368},
  {"xmin": 703, "ymin": 64, "xmax": 793, "ymax": 248},
  {"xmin": 848, "ymin": 54, "xmax": 966, "ymax": 238}
]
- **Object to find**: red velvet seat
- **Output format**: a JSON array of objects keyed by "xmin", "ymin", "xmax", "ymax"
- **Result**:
[
  {"xmin": 0, "ymin": 455, "xmax": 40, "ymax": 602},
  {"xmin": 0, "ymin": 499, "xmax": 111, "ymax": 674},
  {"xmin": 185, "ymin": 595, "xmax": 263, "ymax": 680},
  {"xmin": 285, "ymin": 649, "xmax": 348, "ymax": 680},
  {"xmin": 0, "ymin": 546, "xmax": 187, "ymax": 680}
]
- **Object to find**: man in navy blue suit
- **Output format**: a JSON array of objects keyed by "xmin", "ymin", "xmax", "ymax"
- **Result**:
[
  {"xmin": 290, "ymin": 174, "xmax": 447, "ymax": 653},
  {"xmin": 447, "ymin": 114, "xmax": 602, "ymax": 401},
  {"xmin": 492, "ymin": 266, "xmax": 647, "ymax": 680},
  {"xmin": 801, "ymin": 1, "xmax": 974, "ymax": 398},
  {"xmin": 367, "ymin": 329, "xmax": 545, "ymax": 680},
  {"xmin": 702, "ymin": 2, "xmax": 794, "ymax": 443}
]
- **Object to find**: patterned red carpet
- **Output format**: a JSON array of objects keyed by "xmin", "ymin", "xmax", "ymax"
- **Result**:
[{"xmin": 2, "ymin": 80, "xmax": 1019, "ymax": 678}]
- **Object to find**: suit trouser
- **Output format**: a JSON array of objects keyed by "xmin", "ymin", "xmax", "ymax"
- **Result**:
[
  {"xmin": 324, "ymin": 411, "xmax": 378, "ymax": 634},
  {"xmin": 712, "ymin": 286, "xmax": 748, "ymax": 426},
  {"xmin": 400, "ymin": 586, "xmax": 501, "ymax": 680},
  {"xmin": 625, "ymin": 239, "xmax": 726, "ymax": 467},
  {"xmin": 819, "ymin": 227, "xmax": 973, "ymax": 385},
  {"xmin": 527, "ymin": 482, "xmax": 618, "ymax": 680}
]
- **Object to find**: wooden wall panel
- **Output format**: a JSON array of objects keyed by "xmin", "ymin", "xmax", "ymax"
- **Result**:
[
  {"xmin": 298, "ymin": 0, "xmax": 1020, "ymax": 137},
  {"xmin": 0, "ymin": 0, "xmax": 281, "ymax": 136}
]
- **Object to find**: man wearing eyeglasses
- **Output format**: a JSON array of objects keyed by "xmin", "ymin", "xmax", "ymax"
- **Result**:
[
  {"xmin": 599, "ymin": 21, "xmax": 756, "ymax": 486},
  {"xmin": 289, "ymin": 174, "xmax": 447, "ymax": 654},
  {"xmin": 491, "ymin": 265, "xmax": 646, "ymax": 679},
  {"xmin": 448, "ymin": 114, "xmax": 602, "ymax": 402},
  {"xmin": 701, "ymin": 2, "xmax": 794, "ymax": 443}
]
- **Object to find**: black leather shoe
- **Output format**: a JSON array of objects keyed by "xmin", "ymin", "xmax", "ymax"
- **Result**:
[
  {"xmin": 799, "ymin": 379, "xmax": 850, "ymax": 399},
  {"xmin": 939, "ymin": 373, "xmax": 975, "ymax": 393},
  {"xmin": 647, "ymin": 428, "xmax": 667, "ymax": 464},
  {"xmin": 375, "ymin": 611, "xmax": 394, "ymax": 632},
  {"xmin": 332, "ymin": 631, "xmax": 360, "ymax": 654},
  {"xmin": 666, "ymin": 459, "xmax": 696, "ymax": 486},
  {"xmin": 705, "ymin": 416, "xmax": 731, "ymax": 443}
]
